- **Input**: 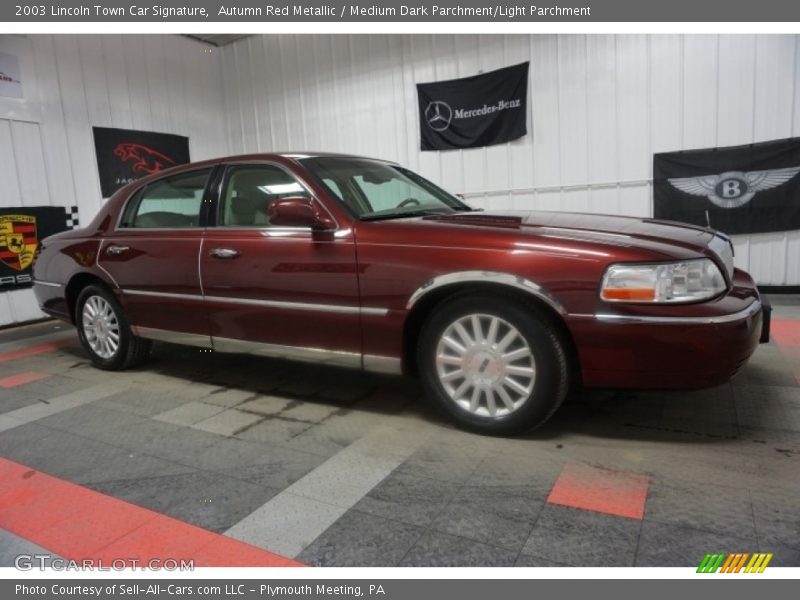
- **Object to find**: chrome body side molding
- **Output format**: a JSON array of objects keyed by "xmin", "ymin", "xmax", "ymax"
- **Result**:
[
  {"xmin": 130, "ymin": 326, "xmax": 403, "ymax": 375},
  {"xmin": 593, "ymin": 300, "xmax": 761, "ymax": 325},
  {"xmin": 363, "ymin": 354, "xmax": 403, "ymax": 375},
  {"xmin": 406, "ymin": 271, "xmax": 567, "ymax": 315},
  {"xmin": 122, "ymin": 288, "xmax": 388, "ymax": 316},
  {"xmin": 212, "ymin": 336, "xmax": 361, "ymax": 369},
  {"xmin": 32, "ymin": 280, "xmax": 63, "ymax": 288},
  {"xmin": 130, "ymin": 326, "xmax": 212, "ymax": 347}
]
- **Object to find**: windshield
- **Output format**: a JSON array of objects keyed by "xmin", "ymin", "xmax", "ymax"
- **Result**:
[{"xmin": 300, "ymin": 157, "xmax": 471, "ymax": 220}]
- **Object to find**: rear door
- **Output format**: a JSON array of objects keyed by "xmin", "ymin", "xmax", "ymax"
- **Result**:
[
  {"xmin": 200, "ymin": 161, "xmax": 362, "ymax": 361},
  {"xmin": 98, "ymin": 168, "xmax": 215, "ymax": 340}
]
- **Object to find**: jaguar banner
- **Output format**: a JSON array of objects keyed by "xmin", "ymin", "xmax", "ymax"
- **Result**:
[
  {"xmin": 417, "ymin": 62, "xmax": 529, "ymax": 151},
  {"xmin": 0, "ymin": 206, "xmax": 78, "ymax": 292},
  {"xmin": 653, "ymin": 138, "xmax": 800, "ymax": 235},
  {"xmin": 93, "ymin": 127, "xmax": 190, "ymax": 197}
]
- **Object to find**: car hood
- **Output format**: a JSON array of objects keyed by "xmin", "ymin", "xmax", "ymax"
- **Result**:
[{"xmin": 417, "ymin": 210, "xmax": 719, "ymax": 257}]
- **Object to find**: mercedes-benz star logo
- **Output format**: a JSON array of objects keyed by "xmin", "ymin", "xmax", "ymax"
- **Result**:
[{"xmin": 425, "ymin": 101, "xmax": 453, "ymax": 132}]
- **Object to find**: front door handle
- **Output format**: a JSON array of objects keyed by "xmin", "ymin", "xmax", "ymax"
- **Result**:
[
  {"xmin": 209, "ymin": 247, "xmax": 240, "ymax": 259},
  {"xmin": 106, "ymin": 245, "xmax": 130, "ymax": 256}
]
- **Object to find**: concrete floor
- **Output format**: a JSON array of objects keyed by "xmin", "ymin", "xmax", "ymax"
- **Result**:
[{"xmin": 1, "ymin": 298, "xmax": 798, "ymax": 568}]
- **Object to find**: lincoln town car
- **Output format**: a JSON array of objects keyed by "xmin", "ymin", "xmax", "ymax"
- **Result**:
[{"xmin": 32, "ymin": 153, "xmax": 767, "ymax": 434}]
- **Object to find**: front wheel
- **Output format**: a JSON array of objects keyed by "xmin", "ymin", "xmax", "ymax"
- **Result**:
[
  {"xmin": 75, "ymin": 284, "xmax": 151, "ymax": 370},
  {"xmin": 417, "ymin": 295, "xmax": 571, "ymax": 435}
]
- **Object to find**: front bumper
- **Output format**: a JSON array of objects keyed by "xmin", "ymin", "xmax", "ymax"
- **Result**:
[
  {"xmin": 568, "ymin": 269, "xmax": 765, "ymax": 390},
  {"xmin": 759, "ymin": 293, "xmax": 772, "ymax": 343}
]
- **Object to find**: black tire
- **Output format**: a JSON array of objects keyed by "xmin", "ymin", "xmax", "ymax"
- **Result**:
[
  {"xmin": 75, "ymin": 284, "xmax": 151, "ymax": 370},
  {"xmin": 417, "ymin": 294, "xmax": 571, "ymax": 435}
]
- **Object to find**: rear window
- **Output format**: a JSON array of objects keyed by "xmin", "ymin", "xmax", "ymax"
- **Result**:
[{"xmin": 119, "ymin": 169, "xmax": 212, "ymax": 229}]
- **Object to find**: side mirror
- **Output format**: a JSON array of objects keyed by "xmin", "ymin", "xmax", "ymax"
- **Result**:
[{"xmin": 268, "ymin": 197, "xmax": 335, "ymax": 230}]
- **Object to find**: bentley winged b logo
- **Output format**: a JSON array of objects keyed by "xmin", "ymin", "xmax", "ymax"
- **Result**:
[
  {"xmin": 0, "ymin": 214, "xmax": 37, "ymax": 271},
  {"xmin": 668, "ymin": 166, "xmax": 800, "ymax": 209},
  {"xmin": 425, "ymin": 100, "xmax": 453, "ymax": 132}
]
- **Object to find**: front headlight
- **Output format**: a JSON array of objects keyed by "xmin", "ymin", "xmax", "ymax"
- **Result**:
[{"xmin": 600, "ymin": 258, "xmax": 727, "ymax": 303}]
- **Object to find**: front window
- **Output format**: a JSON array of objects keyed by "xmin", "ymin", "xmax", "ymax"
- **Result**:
[
  {"xmin": 300, "ymin": 157, "xmax": 470, "ymax": 220},
  {"xmin": 219, "ymin": 165, "xmax": 311, "ymax": 227}
]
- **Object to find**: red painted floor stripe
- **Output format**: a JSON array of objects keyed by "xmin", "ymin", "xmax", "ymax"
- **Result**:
[
  {"xmin": 0, "ymin": 340, "xmax": 72, "ymax": 363},
  {"xmin": 0, "ymin": 458, "xmax": 304, "ymax": 567},
  {"xmin": 0, "ymin": 372, "xmax": 50, "ymax": 388},
  {"xmin": 547, "ymin": 463, "xmax": 649, "ymax": 520},
  {"xmin": 771, "ymin": 318, "xmax": 800, "ymax": 385}
]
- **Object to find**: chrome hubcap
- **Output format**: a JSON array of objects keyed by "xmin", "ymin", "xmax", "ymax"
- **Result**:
[
  {"xmin": 81, "ymin": 296, "xmax": 120, "ymax": 359},
  {"xmin": 435, "ymin": 313, "xmax": 536, "ymax": 418}
]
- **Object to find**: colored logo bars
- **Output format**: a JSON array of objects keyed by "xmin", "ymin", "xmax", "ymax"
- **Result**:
[{"xmin": 697, "ymin": 552, "xmax": 773, "ymax": 573}]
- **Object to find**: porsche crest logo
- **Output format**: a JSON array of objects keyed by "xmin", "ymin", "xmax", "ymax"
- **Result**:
[{"xmin": 0, "ymin": 214, "xmax": 37, "ymax": 271}]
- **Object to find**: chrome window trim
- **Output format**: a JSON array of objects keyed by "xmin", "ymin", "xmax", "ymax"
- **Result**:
[
  {"xmin": 210, "ymin": 225, "xmax": 317, "ymax": 232},
  {"xmin": 111, "ymin": 226, "xmax": 206, "ymax": 233},
  {"xmin": 406, "ymin": 271, "xmax": 567, "ymax": 316},
  {"xmin": 121, "ymin": 288, "xmax": 388, "ymax": 316},
  {"xmin": 215, "ymin": 159, "xmax": 340, "ymax": 231},
  {"xmin": 592, "ymin": 299, "xmax": 761, "ymax": 325}
]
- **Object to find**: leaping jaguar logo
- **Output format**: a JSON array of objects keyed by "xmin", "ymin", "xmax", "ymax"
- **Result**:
[
  {"xmin": 669, "ymin": 167, "xmax": 800, "ymax": 209},
  {"xmin": 114, "ymin": 143, "xmax": 177, "ymax": 175},
  {"xmin": 425, "ymin": 101, "xmax": 453, "ymax": 132}
]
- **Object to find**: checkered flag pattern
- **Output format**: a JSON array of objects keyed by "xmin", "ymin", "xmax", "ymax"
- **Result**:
[{"xmin": 65, "ymin": 206, "xmax": 79, "ymax": 229}]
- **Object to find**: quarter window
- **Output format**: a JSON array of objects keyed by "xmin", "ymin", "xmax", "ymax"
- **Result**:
[
  {"xmin": 119, "ymin": 169, "xmax": 212, "ymax": 229},
  {"xmin": 220, "ymin": 165, "xmax": 310, "ymax": 227}
]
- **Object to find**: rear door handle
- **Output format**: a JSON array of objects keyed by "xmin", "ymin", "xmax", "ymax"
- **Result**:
[
  {"xmin": 209, "ymin": 247, "xmax": 240, "ymax": 259},
  {"xmin": 106, "ymin": 245, "xmax": 130, "ymax": 256}
]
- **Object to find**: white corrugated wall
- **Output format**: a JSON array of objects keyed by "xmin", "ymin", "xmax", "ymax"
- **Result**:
[
  {"xmin": 0, "ymin": 34, "xmax": 228, "ymax": 326},
  {"xmin": 219, "ymin": 34, "xmax": 800, "ymax": 286}
]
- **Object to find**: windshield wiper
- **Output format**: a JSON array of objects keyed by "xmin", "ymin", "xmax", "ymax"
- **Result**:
[{"xmin": 360, "ymin": 208, "xmax": 452, "ymax": 221}]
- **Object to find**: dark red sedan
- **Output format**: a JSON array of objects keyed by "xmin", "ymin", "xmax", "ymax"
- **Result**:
[{"xmin": 32, "ymin": 153, "xmax": 767, "ymax": 434}]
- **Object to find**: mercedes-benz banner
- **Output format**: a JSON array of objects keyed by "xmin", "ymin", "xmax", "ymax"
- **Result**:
[{"xmin": 417, "ymin": 62, "xmax": 529, "ymax": 151}]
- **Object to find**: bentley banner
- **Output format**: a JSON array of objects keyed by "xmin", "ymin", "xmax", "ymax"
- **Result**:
[
  {"xmin": 93, "ymin": 127, "xmax": 190, "ymax": 197},
  {"xmin": 0, "ymin": 206, "xmax": 78, "ymax": 292},
  {"xmin": 654, "ymin": 138, "xmax": 800, "ymax": 235},
  {"xmin": 417, "ymin": 62, "xmax": 528, "ymax": 151}
]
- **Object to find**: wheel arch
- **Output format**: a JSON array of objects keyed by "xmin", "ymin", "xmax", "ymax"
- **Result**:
[
  {"xmin": 64, "ymin": 272, "xmax": 115, "ymax": 324},
  {"xmin": 401, "ymin": 271, "xmax": 580, "ymax": 380}
]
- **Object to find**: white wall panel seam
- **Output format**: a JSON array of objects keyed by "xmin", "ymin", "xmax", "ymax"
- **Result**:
[{"xmin": 50, "ymin": 36, "xmax": 83, "ymax": 216}]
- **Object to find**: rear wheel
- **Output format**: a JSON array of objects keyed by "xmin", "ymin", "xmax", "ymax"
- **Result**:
[
  {"xmin": 75, "ymin": 284, "xmax": 151, "ymax": 370},
  {"xmin": 418, "ymin": 295, "xmax": 570, "ymax": 435}
]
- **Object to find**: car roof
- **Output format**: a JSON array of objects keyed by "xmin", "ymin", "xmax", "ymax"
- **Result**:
[
  {"xmin": 224, "ymin": 151, "xmax": 396, "ymax": 162},
  {"xmin": 145, "ymin": 151, "xmax": 395, "ymax": 177},
  {"xmin": 107, "ymin": 151, "xmax": 399, "ymax": 205}
]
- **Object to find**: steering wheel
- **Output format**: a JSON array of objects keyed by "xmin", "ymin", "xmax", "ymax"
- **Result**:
[{"xmin": 396, "ymin": 197, "xmax": 421, "ymax": 208}]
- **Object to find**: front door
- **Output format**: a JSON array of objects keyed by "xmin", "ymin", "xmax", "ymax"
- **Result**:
[
  {"xmin": 98, "ymin": 167, "xmax": 214, "ymax": 339},
  {"xmin": 200, "ymin": 163, "xmax": 362, "ymax": 363}
]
